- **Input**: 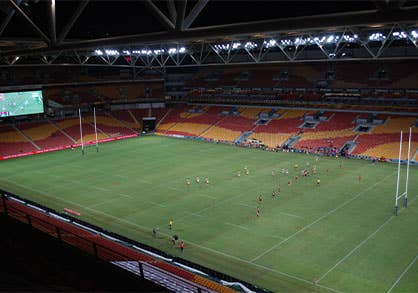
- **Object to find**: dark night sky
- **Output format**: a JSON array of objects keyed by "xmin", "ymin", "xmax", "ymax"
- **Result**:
[{"xmin": 0, "ymin": 0, "xmax": 416, "ymax": 40}]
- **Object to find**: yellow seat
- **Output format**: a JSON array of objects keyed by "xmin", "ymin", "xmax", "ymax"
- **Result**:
[
  {"xmin": 201, "ymin": 126, "xmax": 241, "ymax": 141},
  {"xmin": 249, "ymin": 132, "xmax": 291, "ymax": 148}
]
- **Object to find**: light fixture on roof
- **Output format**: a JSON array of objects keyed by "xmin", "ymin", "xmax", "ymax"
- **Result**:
[
  {"xmin": 263, "ymin": 39, "xmax": 277, "ymax": 48},
  {"xmin": 104, "ymin": 49, "xmax": 119, "ymax": 56},
  {"xmin": 326, "ymin": 35, "xmax": 334, "ymax": 43}
]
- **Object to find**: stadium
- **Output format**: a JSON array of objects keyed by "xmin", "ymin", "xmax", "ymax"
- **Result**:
[{"xmin": 0, "ymin": 0, "xmax": 417, "ymax": 292}]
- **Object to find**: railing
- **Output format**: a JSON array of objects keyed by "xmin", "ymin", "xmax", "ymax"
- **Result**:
[{"xmin": 0, "ymin": 190, "xmax": 247, "ymax": 293}]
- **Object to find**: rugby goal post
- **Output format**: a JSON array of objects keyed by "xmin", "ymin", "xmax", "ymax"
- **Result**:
[
  {"xmin": 79, "ymin": 107, "xmax": 100, "ymax": 155},
  {"xmin": 394, "ymin": 128, "xmax": 412, "ymax": 216}
]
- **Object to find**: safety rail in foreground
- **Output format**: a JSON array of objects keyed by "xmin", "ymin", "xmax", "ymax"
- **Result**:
[{"xmin": 0, "ymin": 190, "xmax": 251, "ymax": 293}]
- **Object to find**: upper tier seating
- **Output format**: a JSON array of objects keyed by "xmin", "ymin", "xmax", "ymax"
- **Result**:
[
  {"xmin": 44, "ymin": 82, "xmax": 164, "ymax": 106},
  {"xmin": 188, "ymin": 60, "xmax": 418, "ymax": 90}
]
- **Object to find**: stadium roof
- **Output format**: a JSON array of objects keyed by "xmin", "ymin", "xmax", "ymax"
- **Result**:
[{"xmin": 1, "ymin": 0, "xmax": 418, "ymax": 67}]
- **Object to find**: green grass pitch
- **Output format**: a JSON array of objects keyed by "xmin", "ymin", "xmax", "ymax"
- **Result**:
[{"xmin": 0, "ymin": 136, "xmax": 417, "ymax": 292}]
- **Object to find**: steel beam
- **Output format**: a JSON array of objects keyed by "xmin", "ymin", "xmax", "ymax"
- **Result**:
[
  {"xmin": 57, "ymin": 0, "xmax": 90, "ymax": 45},
  {"xmin": 3, "ymin": 55, "xmax": 418, "ymax": 69},
  {"xmin": 167, "ymin": 0, "xmax": 177, "ymax": 24},
  {"xmin": 0, "ymin": 0, "xmax": 22, "ymax": 37},
  {"xmin": 184, "ymin": 0, "xmax": 209, "ymax": 29},
  {"xmin": 49, "ymin": 0, "xmax": 56, "ymax": 45},
  {"xmin": 176, "ymin": 0, "xmax": 187, "ymax": 30},
  {"xmin": 2, "ymin": 6, "xmax": 418, "ymax": 57},
  {"xmin": 8, "ymin": 0, "xmax": 50, "ymax": 44},
  {"xmin": 143, "ymin": 0, "xmax": 175, "ymax": 30}
]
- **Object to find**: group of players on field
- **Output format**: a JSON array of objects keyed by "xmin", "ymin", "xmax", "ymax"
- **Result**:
[{"xmin": 161, "ymin": 156, "xmax": 362, "ymax": 251}]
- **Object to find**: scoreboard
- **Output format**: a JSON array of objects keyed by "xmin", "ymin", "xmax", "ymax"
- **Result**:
[{"xmin": 0, "ymin": 90, "xmax": 44, "ymax": 117}]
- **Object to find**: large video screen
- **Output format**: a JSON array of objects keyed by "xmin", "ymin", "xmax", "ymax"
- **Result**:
[{"xmin": 0, "ymin": 90, "xmax": 44, "ymax": 117}]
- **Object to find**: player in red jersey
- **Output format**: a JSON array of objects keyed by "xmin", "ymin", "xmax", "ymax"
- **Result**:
[{"xmin": 358, "ymin": 175, "xmax": 362, "ymax": 182}]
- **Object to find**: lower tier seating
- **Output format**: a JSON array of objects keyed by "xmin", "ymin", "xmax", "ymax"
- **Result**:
[
  {"xmin": 248, "ymin": 132, "xmax": 291, "ymax": 148},
  {"xmin": 0, "ymin": 110, "xmax": 148, "ymax": 157},
  {"xmin": 294, "ymin": 135, "xmax": 356, "ymax": 150},
  {"xmin": 0, "ymin": 107, "xmax": 417, "ymax": 161},
  {"xmin": 200, "ymin": 126, "xmax": 242, "ymax": 141}
]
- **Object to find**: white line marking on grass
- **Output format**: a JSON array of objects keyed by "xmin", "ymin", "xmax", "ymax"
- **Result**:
[
  {"xmin": 319, "ymin": 196, "xmax": 417, "ymax": 284},
  {"xmin": 225, "ymin": 222, "xmax": 249, "ymax": 230},
  {"xmin": 196, "ymin": 193, "xmax": 216, "ymax": 199},
  {"xmin": 251, "ymin": 171, "xmax": 396, "ymax": 262},
  {"xmin": 79, "ymin": 204, "xmax": 341, "ymax": 293},
  {"xmin": 168, "ymin": 187, "xmax": 182, "ymax": 192},
  {"xmin": 318, "ymin": 217, "xmax": 395, "ymax": 282},
  {"xmin": 89, "ymin": 197, "xmax": 123, "ymax": 208},
  {"xmin": 93, "ymin": 186, "xmax": 109, "ymax": 192},
  {"xmin": 115, "ymin": 174, "xmax": 128, "ymax": 179},
  {"xmin": 279, "ymin": 212, "xmax": 304, "ymax": 219},
  {"xmin": 237, "ymin": 203, "xmax": 255, "ymax": 208},
  {"xmin": 140, "ymin": 179, "xmax": 152, "ymax": 184},
  {"xmin": 1, "ymin": 179, "xmax": 340, "ymax": 293},
  {"xmin": 148, "ymin": 201, "xmax": 166, "ymax": 208},
  {"xmin": 387, "ymin": 255, "xmax": 418, "ymax": 293},
  {"xmin": 186, "ymin": 212, "xmax": 203, "ymax": 218},
  {"xmin": 271, "ymin": 235, "xmax": 286, "ymax": 240}
]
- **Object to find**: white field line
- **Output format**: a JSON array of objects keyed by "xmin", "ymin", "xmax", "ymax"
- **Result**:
[
  {"xmin": 195, "ymin": 193, "xmax": 217, "ymax": 199},
  {"xmin": 271, "ymin": 235, "xmax": 286, "ymax": 240},
  {"xmin": 237, "ymin": 203, "xmax": 256, "ymax": 208},
  {"xmin": 168, "ymin": 186, "xmax": 182, "ymax": 192},
  {"xmin": 186, "ymin": 212, "xmax": 203, "ymax": 218},
  {"xmin": 319, "ymin": 196, "xmax": 417, "ymax": 283},
  {"xmin": 279, "ymin": 212, "xmax": 304, "ymax": 219},
  {"xmin": 89, "ymin": 197, "xmax": 123, "ymax": 208},
  {"xmin": 148, "ymin": 200, "xmax": 167, "ymax": 208},
  {"xmin": 387, "ymin": 255, "xmax": 418, "ymax": 293},
  {"xmin": 1, "ymin": 178, "xmax": 341, "ymax": 293},
  {"xmin": 318, "ymin": 217, "xmax": 395, "ymax": 282},
  {"xmin": 46, "ymin": 172, "xmax": 168, "ymax": 206},
  {"xmin": 236, "ymin": 203, "xmax": 303, "ymax": 219},
  {"xmin": 225, "ymin": 222, "xmax": 249, "ymax": 230},
  {"xmin": 93, "ymin": 186, "xmax": 109, "ymax": 192},
  {"xmin": 251, "ymin": 171, "xmax": 397, "ymax": 262}
]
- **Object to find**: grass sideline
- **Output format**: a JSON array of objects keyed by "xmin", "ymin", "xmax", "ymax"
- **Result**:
[{"xmin": 0, "ymin": 135, "xmax": 417, "ymax": 292}]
